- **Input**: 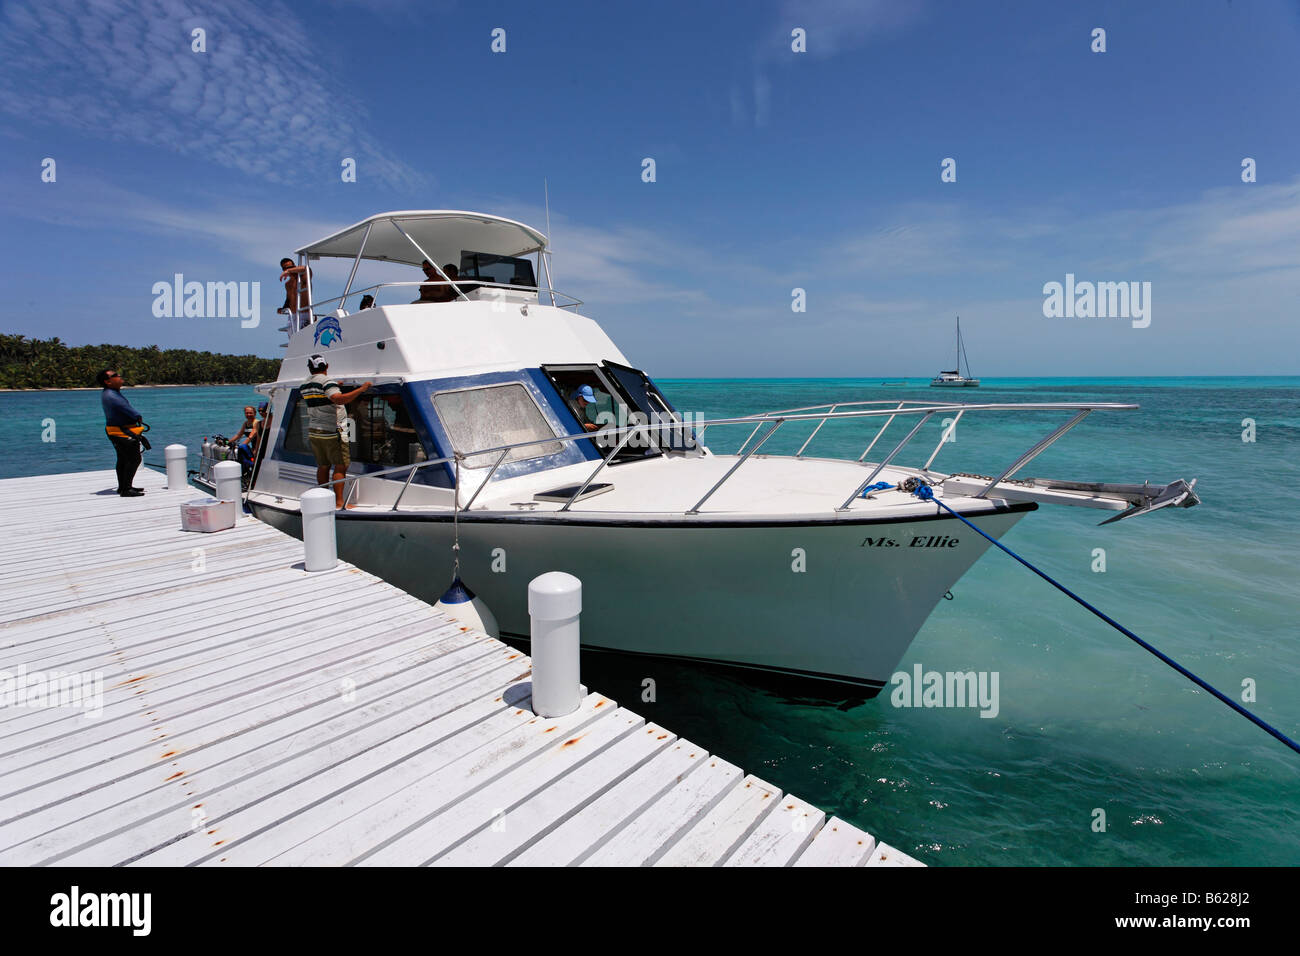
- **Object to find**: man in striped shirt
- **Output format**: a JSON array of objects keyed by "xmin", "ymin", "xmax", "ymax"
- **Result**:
[{"xmin": 302, "ymin": 355, "xmax": 372, "ymax": 509}]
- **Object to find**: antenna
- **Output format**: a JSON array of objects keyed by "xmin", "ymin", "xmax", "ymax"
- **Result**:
[
  {"xmin": 541, "ymin": 179, "xmax": 557, "ymax": 307},
  {"xmin": 544, "ymin": 178, "xmax": 552, "ymax": 244}
]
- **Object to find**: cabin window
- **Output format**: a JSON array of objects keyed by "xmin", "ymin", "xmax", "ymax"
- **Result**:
[
  {"xmin": 602, "ymin": 362, "xmax": 696, "ymax": 451},
  {"xmin": 458, "ymin": 251, "xmax": 536, "ymax": 288},
  {"xmin": 280, "ymin": 390, "xmax": 314, "ymax": 459},
  {"xmin": 431, "ymin": 383, "xmax": 562, "ymax": 468},
  {"xmin": 279, "ymin": 388, "xmax": 428, "ymax": 469},
  {"xmin": 346, "ymin": 393, "xmax": 426, "ymax": 467},
  {"xmin": 541, "ymin": 364, "xmax": 667, "ymax": 464}
]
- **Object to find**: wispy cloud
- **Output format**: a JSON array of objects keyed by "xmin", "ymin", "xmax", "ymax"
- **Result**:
[
  {"xmin": 827, "ymin": 178, "xmax": 1300, "ymax": 286},
  {"xmin": 837, "ymin": 202, "xmax": 1015, "ymax": 277},
  {"xmin": 762, "ymin": 0, "xmax": 928, "ymax": 61},
  {"xmin": 730, "ymin": 0, "xmax": 928, "ymax": 129},
  {"xmin": 1, "ymin": 174, "xmax": 343, "ymax": 269},
  {"xmin": 470, "ymin": 196, "xmax": 727, "ymax": 307},
  {"xmin": 0, "ymin": 0, "xmax": 426, "ymax": 190},
  {"xmin": 1135, "ymin": 179, "xmax": 1300, "ymax": 276}
]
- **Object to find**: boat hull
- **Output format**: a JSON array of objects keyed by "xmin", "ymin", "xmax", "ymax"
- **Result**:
[{"xmin": 252, "ymin": 502, "xmax": 1034, "ymax": 697}]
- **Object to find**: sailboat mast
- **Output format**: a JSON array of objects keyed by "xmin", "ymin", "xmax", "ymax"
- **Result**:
[
  {"xmin": 958, "ymin": 317, "xmax": 974, "ymax": 378},
  {"xmin": 956, "ymin": 316, "xmax": 961, "ymax": 373}
]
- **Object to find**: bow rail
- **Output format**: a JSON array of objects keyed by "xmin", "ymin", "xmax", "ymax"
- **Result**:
[{"xmin": 242, "ymin": 401, "xmax": 1195, "ymax": 521}]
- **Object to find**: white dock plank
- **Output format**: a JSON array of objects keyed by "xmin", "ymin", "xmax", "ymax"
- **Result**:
[
  {"xmin": 581, "ymin": 756, "xmax": 743, "ymax": 866},
  {"xmin": 113, "ymin": 661, "xmax": 536, "ymax": 866},
  {"xmin": 864, "ymin": 841, "xmax": 926, "ymax": 867},
  {"xmin": 792, "ymin": 816, "xmax": 877, "ymax": 867},
  {"xmin": 654, "ymin": 773, "xmax": 783, "ymax": 867},
  {"xmin": 723, "ymin": 792, "xmax": 825, "ymax": 866},
  {"xmin": 508, "ymin": 735, "xmax": 708, "ymax": 866},
  {"xmin": 435, "ymin": 720, "xmax": 679, "ymax": 866},
  {"xmin": 0, "ymin": 613, "xmax": 458, "ymax": 806},
  {"xmin": 6, "ymin": 641, "xmax": 519, "ymax": 865},
  {"xmin": 143, "ymin": 691, "xmax": 535, "ymax": 866},
  {"xmin": 0, "ymin": 603, "xmax": 439, "ymax": 757},
  {"xmin": 256, "ymin": 693, "xmax": 617, "ymax": 867},
  {"xmin": 370, "ymin": 706, "xmax": 651, "ymax": 866}
]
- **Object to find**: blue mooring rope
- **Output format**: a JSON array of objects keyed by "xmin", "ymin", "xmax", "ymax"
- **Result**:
[{"xmin": 908, "ymin": 481, "xmax": 1300, "ymax": 755}]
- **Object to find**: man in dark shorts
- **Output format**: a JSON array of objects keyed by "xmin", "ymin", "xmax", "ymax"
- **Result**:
[
  {"xmin": 301, "ymin": 355, "xmax": 371, "ymax": 509},
  {"xmin": 98, "ymin": 368, "xmax": 147, "ymax": 497}
]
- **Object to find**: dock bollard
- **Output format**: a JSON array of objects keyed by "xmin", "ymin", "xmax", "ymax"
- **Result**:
[
  {"xmin": 212, "ymin": 460, "xmax": 242, "ymax": 526},
  {"xmin": 528, "ymin": 572, "xmax": 582, "ymax": 717},
  {"xmin": 164, "ymin": 443, "xmax": 187, "ymax": 489},
  {"xmin": 300, "ymin": 488, "xmax": 338, "ymax": 572}
]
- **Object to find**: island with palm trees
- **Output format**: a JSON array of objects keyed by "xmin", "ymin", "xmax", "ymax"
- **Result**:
[{"xmin": 0, "ymin": 335, "xmax": 280, "ymax": 390}]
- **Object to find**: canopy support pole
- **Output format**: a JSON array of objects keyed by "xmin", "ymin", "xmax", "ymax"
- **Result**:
[
  {"xmin": 340, "ymin": 221, "xmax": 372, "ymax": 308},
  {"xmin": 391, "ymin": 221, "xmax": 468, "ymax": 301}
]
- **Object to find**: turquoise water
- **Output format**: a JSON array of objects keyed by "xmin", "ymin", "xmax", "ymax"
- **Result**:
[{"xmin": 4, "ymin": 378, "xmax": 1298, "ymax": 865}]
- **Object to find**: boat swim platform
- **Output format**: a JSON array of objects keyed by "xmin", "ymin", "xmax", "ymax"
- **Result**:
[{"xmin": 0, "ymin": 468, "xmax": 922, "ymax": 867}]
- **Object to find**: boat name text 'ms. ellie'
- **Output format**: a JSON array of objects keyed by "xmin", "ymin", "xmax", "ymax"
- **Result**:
[{"xmin": 203, "ymin": 211, "xmax": 1200, "ymax": 699}]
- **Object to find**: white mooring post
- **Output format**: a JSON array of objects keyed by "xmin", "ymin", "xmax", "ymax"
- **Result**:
[
  {"xmin": 528, "ymin": 572, "xmax": 582, "ymax": 717},
  {"xmin": 300, "ymin": 488, "xmax": 338, "ymax": 572},
  {"xmin": 164, "ymin": 443, "xmax": 187, "ymax": 490},
  {"xmin": 212, "ymin": 460, "xmax": 242, "ymax": 526}
]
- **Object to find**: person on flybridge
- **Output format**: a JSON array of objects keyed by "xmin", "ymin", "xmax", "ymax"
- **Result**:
[
  {"xmin": 302, "ymin": 355, "xmax": 371, "ymax": 510},
  {"xmin": 278, "ymin": 258, "xmax": 313, "ymax": 330},
  {"xmin": 413, "ymin": 260, "xmax": 460, "ymax": 303}
]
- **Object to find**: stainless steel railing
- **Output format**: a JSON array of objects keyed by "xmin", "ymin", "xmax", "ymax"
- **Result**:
[
  {"xmin": 294, "ymin": 279, "xmax": 584, "ymax": 326},
  {"xmin": 263, "ymin": 401, "xmax": 1137, "ymax": 516}
]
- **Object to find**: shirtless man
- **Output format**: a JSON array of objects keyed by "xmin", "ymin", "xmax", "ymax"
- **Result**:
[{"xmin": 277, "ymin": 257, "xmax": 313, "ymax": 329}]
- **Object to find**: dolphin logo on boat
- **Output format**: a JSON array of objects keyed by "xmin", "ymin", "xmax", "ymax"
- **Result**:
[{"xmin": 314, "ymin": 315, "xmax": 343, "ymax": 348}]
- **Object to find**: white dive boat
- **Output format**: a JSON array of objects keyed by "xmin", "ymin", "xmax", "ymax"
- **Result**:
[
  {"xmin": 204, "ymin": 210, "xmax": 1199, "ymax": 698},
  {"xmin": 931, "ymin": 316, "xmax": 980, "ymax": 387}
]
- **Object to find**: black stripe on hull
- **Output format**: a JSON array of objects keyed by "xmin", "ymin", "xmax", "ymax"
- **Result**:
[{"xmin": 253, "ymin": 499, "xmax": 1038, "ymax": 528}]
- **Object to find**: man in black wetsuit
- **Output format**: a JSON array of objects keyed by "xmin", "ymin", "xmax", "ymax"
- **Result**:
[{"xmin": 98, "ymin": 368, "xmax": 147, "ymax": 497}]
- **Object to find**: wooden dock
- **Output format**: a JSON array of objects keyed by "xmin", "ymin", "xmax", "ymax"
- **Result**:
[{"xmin": 0, "ymin": 468, "xmax": 922, "ymax": 867}]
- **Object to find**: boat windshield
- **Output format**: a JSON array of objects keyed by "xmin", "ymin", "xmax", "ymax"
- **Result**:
[
  {"xmin": 432, "ymin": 382, "xmax": 564, "ymax": 468},
  {"xmin": 459, "ymin": 251, "xmax": 536, "ymax": 288},
  {"xmin": 542, "ymin": 363, "xmax": 695, "ymax": 462}
]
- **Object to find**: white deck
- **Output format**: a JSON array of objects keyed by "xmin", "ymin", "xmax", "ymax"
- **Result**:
[{"xmin": 0, "ymin": 468, "xmax": 922, "ymax": 867}]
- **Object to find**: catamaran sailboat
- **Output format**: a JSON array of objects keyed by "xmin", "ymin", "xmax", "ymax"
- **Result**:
[
  {"xmin": 931, "ymin": 316, "xmax": 980, "ymax": 387},
  {"xmin": 200, "ymin": 210, "xmax": 1199, "ymax": 698}
]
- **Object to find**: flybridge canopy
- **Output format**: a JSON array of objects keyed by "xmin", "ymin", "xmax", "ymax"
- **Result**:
[{"xmin": 295, "ymin": 211, "xmax": 548, "ymax": 267}]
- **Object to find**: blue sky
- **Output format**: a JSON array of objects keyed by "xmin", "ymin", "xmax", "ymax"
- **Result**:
[{"xmin": 1, "ymin": 0, "xmax": 1298, "ymax": 376}]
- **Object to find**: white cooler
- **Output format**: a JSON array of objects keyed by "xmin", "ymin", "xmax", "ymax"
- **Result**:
[{"xmin": 181, "ymin": 498, "xmax": 237, "ymax": 533}]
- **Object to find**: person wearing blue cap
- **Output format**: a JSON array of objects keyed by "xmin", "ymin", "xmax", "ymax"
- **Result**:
[{"xmin": 569, "ymin": 383, "xmax": 613, "ymax": 432}]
